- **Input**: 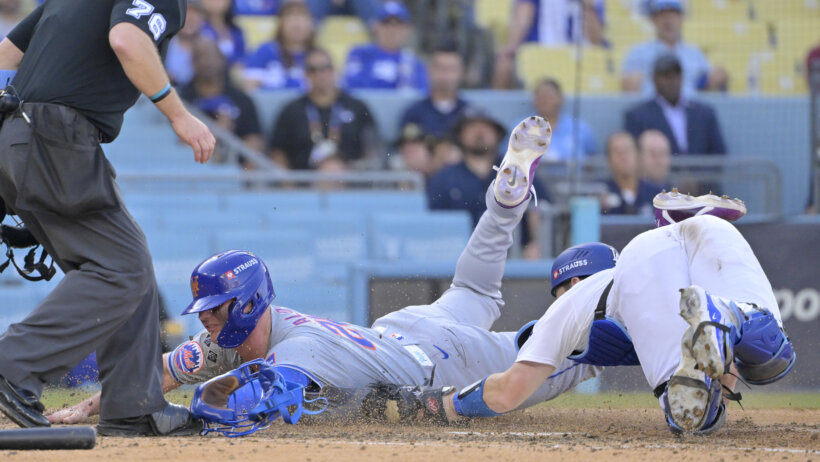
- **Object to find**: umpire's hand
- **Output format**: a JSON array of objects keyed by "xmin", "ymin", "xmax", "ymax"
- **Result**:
[{"xmin": 169, "ymin": 111, "xmax": 216, "ymax": 164}]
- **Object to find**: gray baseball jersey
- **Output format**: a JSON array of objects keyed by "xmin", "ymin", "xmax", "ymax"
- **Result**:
[{"xmin": 167, "ymin": 186, "xmax": 599, "ymax": 404}]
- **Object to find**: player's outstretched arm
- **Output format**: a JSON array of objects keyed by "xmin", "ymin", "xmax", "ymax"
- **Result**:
[
  {"xmin": 444, "ymin": 361, "xmax": 556, "ymax": 420},
  {"xmin": 47, "ymin": 353, "xmax": 182, "ymax": 424},
  {"xmin": 109, "ymin": 23, "xmax": 215, "ymax": 164}
]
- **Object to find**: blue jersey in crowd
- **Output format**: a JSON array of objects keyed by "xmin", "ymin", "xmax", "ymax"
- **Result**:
[
  {"xmin": 244, "ymin": 42, "xmax": 307, "ymax": 90},
  {"xmin": 400, "ymin": 97, "xmax": 469, "ymax": 138},
  {"xmin": 344, "ymin": 44, "xmax": 429, "ymax": 91},
  {"xmin": 201, "ymin": 22, "xmax": 246, "ymax": 65}
]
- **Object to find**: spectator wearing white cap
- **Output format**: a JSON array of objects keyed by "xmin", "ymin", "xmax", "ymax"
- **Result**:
[{"xmin": 621, "ymin": 0, "xmax": 727, "ymax": 96}]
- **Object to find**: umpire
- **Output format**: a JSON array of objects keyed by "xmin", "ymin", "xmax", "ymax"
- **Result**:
[{"xmin": 0, "ymin": 0, "xmax": 215, "ymax": 436}]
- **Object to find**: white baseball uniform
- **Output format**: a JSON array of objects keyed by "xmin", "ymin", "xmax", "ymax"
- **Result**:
[{"xmin": 518, "ymin": 215, "xmax": 780, "ymax": 389}]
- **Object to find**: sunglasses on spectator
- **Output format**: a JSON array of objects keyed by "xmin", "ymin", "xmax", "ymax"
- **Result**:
[{"xmin": 306, "ymin": 63, "xmax": 333, "ymax": 73}]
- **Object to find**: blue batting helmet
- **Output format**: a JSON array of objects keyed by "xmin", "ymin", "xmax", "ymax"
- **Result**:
[
  {"xmin": 181, "ymin": 250, "xmax": 275, "ymax": 348},
  {"xmin": 550, "ymin": 243, "xmax": 618, "ymax": 296}
]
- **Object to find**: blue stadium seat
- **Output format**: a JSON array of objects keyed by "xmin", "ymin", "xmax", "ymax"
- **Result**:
[
  {"xmin": 368, "ymin": 211, "xmax": 473, "ymax": 262},
  {"xmin": 157, "ymin": 209, "xmax": 268, "ymax": 234},
  {"xmin": 266, "ymin": 211, "xmax": 368, "ymax": 281},
  {"xmin": 273, "ymin": 282, "xmax": 350, "ymax": 322},
  {"xmin": 223, "ymin": 191, "xmax": 323, "ymax": 212},
  {"xmin": 323, "ymin": 191, "xmax": 427, "ymax": 213},
  {"xmin": 214, "ymin": 230, "xmax": 317, "ymax": 284},
  {"xmin": 0, "ymin": 285, "xmax": 49, "ymax": 332},
  {"xmin": 121, "ymin": 193, "xmax": 222, "ymax": 213}
]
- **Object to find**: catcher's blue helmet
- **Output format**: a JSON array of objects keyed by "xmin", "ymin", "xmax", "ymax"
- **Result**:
[
  {"xmin": 181, "ymin": 250, "xmax": 275, "ymax": 348},
  {"xmin": 550, "ymin": 243, "xmax": 618, "ymax": 296}
]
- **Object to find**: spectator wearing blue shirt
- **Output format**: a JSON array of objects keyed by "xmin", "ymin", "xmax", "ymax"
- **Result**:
[
  {"xmin": 399, "ymin": 45, "xmax": 469, "ymax": 139},
  {"xmin": 427, "ymin": 108, "xmax": 547, "ymax": 259},
  {"xmin": 201, "ymin": 0, "xmax": 247, "ymax": 65},
  {"xmin": 601, "ymin": 132, "xmax": 663, "ymax": 215},
  {"xmin": 234, "ymin": 0, "xmax": 278, "ymax": 15},
  {"xmin": 344, "ymin": 2, "xmax": 429, "ymax": 91},
  {"xmin": 244, "ymin": 2, "xmax": 315, "ymax": 90},
  {"xmin": 621, "ymin": 0, "xmax": 727, "ymax": 96},
  {"xmin": 533, "ymin": 78, "xmax": 598, "ymax": 161},
  {"xmin": 494, "ymin": 0, "xmax": 608, "ymax": 89}
]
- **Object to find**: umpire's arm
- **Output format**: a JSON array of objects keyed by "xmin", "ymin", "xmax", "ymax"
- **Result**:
[
  {"xmin": 0, "ymin": 4, "xmax": 44, "ymax": 69},
  {"xmin": 109, "ymin": 22, "xmax": 215, "ymax": 164}
]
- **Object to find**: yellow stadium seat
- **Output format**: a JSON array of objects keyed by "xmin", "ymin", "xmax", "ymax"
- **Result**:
[
  {"xmin": 683, "ymin": 21, "xmax": 769, "ymax": 55},
  {"xmin": 775, "ymin": 19, "xmax": 820, "ymax": 60},
  {"xmin": 235, "ymin": 15, "xmax": 278, "ymax": 52},
  {"xmin": 608, "ymin": 16, "xmax": 655, "ymax": 50},
  {"xmin": 708, "ymin": 50, "xmax": 751, "ymax": 93},
  {"xmin": 688, "ymin": 0, "xmax": 751, "ymax": 20},
  {"xmin": 517, "ymin": 45, "xmax": 619, "ymax": 94},
  {"xmin": 756, "ymin": 51, "xmax": 808, "ymax": 94},
  {"xmin": 475, "ymin": 0, "xmax": 514, "ymax": 46},
  {"xmin": 316, "ymin": 16, "xmax": 371, "ymax": 71},
  {"xmin": 751, "ymin": 0, "xmax": 820, "ymax": 21}
]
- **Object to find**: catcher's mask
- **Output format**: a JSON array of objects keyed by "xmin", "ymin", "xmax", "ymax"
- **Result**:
[
  {"xmin": 0, "ymin": 197, "xmax": 55, "ymax": 282},
  {"xmin": 190, "ymin": 359, "xmax": 327, "ymax": 437}
]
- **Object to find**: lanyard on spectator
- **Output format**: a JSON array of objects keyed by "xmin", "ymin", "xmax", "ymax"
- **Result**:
[{"xmin": 305, "ymin": 102, "xmax": 342, "ymax": 144}]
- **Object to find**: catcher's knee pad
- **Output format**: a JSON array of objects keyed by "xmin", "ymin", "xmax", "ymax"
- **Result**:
[
  {"xmin": 734, "ymin": 309, "xmax": 795, "ymax": 385},
  {"xmin": 661, "ymin": 376, "xmax": 726, "ymax": 435}
]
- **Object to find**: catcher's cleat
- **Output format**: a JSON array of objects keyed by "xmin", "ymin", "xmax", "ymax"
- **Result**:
[
  {"xmin": 653, "ymin": 188, "xmax": 746, "ymax": 227},
  {"xmin": 493, "ymin": 115, "xmax": 552, "ymax": 208},
  {"xmin": 678, "ymin": 286, "xmax": 733, "ymax": 380},
  {"xmin": 97, "ymin": 403, "xmax": 203, "ymax": 437},
  {"xmin": 0, "ymin": 375, "xmax": 50, "ymax": 428},
  {"xmin": 362, "ymin": 383, "xmax": 458, "ymax": 426}
]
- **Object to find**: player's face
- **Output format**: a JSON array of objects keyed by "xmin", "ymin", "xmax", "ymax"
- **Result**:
[{"xmin": 199, "ymin": 300, "xmax": 232, "ymax": 337}]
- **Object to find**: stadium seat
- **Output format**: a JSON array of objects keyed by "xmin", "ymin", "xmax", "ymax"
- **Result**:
[
  {"xmin": 368, "ymin": 211, "xmax": 472, "ymax": 262},
  {"xmin": 316, "ymin": 16, "xmax": 370, "ymax": 71},
  {"xmin": 688, "ymin": 0, "xmax": 751, "ymax": 20},
  {"xmin": 236, "ymin": 15, "xmax": 278, "ymax": 52},
  {"xmin": 709, "ymin": 50, "xmax": 752, "ymax": 93},
  {"xmin": 474, "ymin": 0, "xmax": 514, "ymax": 47},
  {"xmin": 122, "ymin": 193, "xmax": 223, "ymax": 212},
  {"xmin": 323, "ymin": 191, "xmax": 427, "ymax": 212},
  {"xmin": 223, "ymin": 191, "xmax": 324, "ymax": 212},
  {"xmin": 683, "ymin": 21, "xmax": 768, "ymax": 55},
  {"xmin": 607, "ymin": 17, "xmax": 654, "ymax": 50},
  {"xmin": 757, "ymin": 51, "xmax": 808, "ymax": 94},
  {"xmin": 274, "ymin": 282, "xmax": 350, "ymax": 321},
  {"xmin": 517, "ymin": 45, "xmax": 618, "ymax": 93},
  {"xmin": 0, "ymin": 285, "xmax": 50, "ymax": 332},
  {"xmin": 775, "ymin": 18, "xmax": 820, "ymax": 60},
  {"xmin": 214, "ymin": 230, "xmax": 318, "ymax": 284},
  {"xmin": 751, "ymin": 0, "xmax": 819, "ymax": 21}
]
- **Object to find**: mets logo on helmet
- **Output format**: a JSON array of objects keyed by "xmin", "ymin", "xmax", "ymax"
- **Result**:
[
  {"xmin": 191, "ymin": 275, "xmax": 200, "ymax": 298},
  {"xmin": 175, "ymin": 341, "xmax": 204, "ymax": 374}
]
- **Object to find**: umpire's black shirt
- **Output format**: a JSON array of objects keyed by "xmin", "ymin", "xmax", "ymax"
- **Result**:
[{"xmin": 6, "ymin": 0, "xmax": 185, "ymax": 142}]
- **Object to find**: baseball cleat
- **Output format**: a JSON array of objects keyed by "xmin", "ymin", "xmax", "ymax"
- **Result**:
[
  {"xmin": 666, "ymin": 343, "xmax": 712, "ymax": 431},
  {"xmin": 678, "ymin": 286, "xmax": 732, "ymax": 380},
  {"xmin": 493, "ymin": 116, "xmax": 552, "ymax": 208},
  {"xmin": 653, "ymin": 189, "xmax": 746, "ymax": 227}
]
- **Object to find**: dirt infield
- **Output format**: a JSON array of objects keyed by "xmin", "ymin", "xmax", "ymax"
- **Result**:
[{"xmin": 1, "ymin": 397, "xmax": 818, "ymax": 461}]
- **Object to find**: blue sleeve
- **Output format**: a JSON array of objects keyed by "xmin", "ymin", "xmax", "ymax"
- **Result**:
[
  {"xmin": 623, "ymin": 107, "xmax": 641, "ymax": 138},
  {"xmin": 581, "ymin": 122, "xmax": 599, "ymax": 156},
  {"xmin": 231, "ymin": 26, "xmax": 247, "ymax": 63},
  {"xmin": 245, "ymin": 43, "xmax": 276, "ymax": 69},
  {"xmin": 426, "ymin": 172, "xmax": 450, "ymax": 210},
  {"xmin": 705, "ymin": 107, "xmax": 727, "ymax": 154},
  {"xmin": 413, "ymin": 59, "xmax": 430, "ymax": 92},
  {"xmin": 621, "ymin": 44, "xmax": 645, "ymax": 75},
  {"xmin": 344, "ymin": 47, "xmax": 368, "ymax": 89}
]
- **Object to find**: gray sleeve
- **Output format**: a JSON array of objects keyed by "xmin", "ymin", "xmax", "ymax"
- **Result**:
[{"xmin": 166, "ymin": 330, "xmax": 241, "ymax": 385}]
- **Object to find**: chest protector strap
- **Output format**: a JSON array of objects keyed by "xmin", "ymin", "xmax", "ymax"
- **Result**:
[{"xmin": 567, "ymin": 280, "xmax": 640, "ymax": 367}]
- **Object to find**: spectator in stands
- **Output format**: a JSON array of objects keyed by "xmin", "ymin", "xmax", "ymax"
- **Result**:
[
  {"xmin": 601, "ymin": 132, "xmax": 663, "ymax": 215},
  {"xmin": 181, "ymin": 38, "xmax": 265, "ymax": 155},
  {"xmin": 806, "ymin": 43, "xmax": 820, "ymax": 88},
  {"xmin": 306, "ymin": 0, "xmax": 382, "ymax": 24},
  {"xmin": 638, "ymin": 129, "xmax": 672, "ymax": 189},
  {"xmin": 494, "ymin": 0, "xmax": 608, "ymax": 89},
  {"xmin": 533, "ymin": 78, "xmax": 598, "ymax": 161},
  {"xmin": 343, "ymin": 1, "xmax": 429, "ymax": 91},
  {"xmin": 201, "ymin": 0, "xmax": 247, "ymax": 65},
  {"xmin": 621, "ymin": 0, "xmax": 726, "ymax": 96},
  {"xmin": 427, "ymin": 108, "xmax": 545, "ymax": 259},
  {"xmin": 430, "ymin": 137, "xmax": 463, "ymax": 176},
  {"xmin": 269, "ymin": 48, "xmax": 380, "ymax": 170},
  {"xmin": 166, "ymin": 0, "xmax": 206, "ymax": 87},
  {"xmin": 0, "ymin": 0, "xmax": 21, "ymax": 38},
  {"xmin": 390, "ymin": 123, "xmax": 433, "ymax": 177},
  {"xmin": 624, "ymin": 54, "xmax": 726, "ymax": 156},
  {"xmin": 234, "ymin": 0, "xmax": 278, "ymax": 15},
  {"xmin": 244, "ymin": 1, "xmax": 315, "ymax": 90},
  {"xmin": 399, "ymin": 45, "xmax": 469, "ymax": 139}
]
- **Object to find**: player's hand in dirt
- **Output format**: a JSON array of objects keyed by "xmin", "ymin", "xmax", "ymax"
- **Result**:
[
  {"xmin": 47, "ymin": 404, "xmax": 93, "ymax": 424},
  {"xmin": 362, "ymin": 383, "xmax": 460, "ymax": 426}
]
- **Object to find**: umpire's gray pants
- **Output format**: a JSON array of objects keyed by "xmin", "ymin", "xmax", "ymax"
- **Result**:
[{"xmin": 0, "ymin": 103, "xmax": 166, "ymax": 419}]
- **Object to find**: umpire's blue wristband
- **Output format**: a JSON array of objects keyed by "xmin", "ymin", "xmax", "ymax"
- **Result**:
[
  {"xmin": 149, "ymin": 83, "xmax": 172, "ymax": 103},
  {"xmin": 452, "ymin": 378, "xmax": 502, "ymax": 418}
]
